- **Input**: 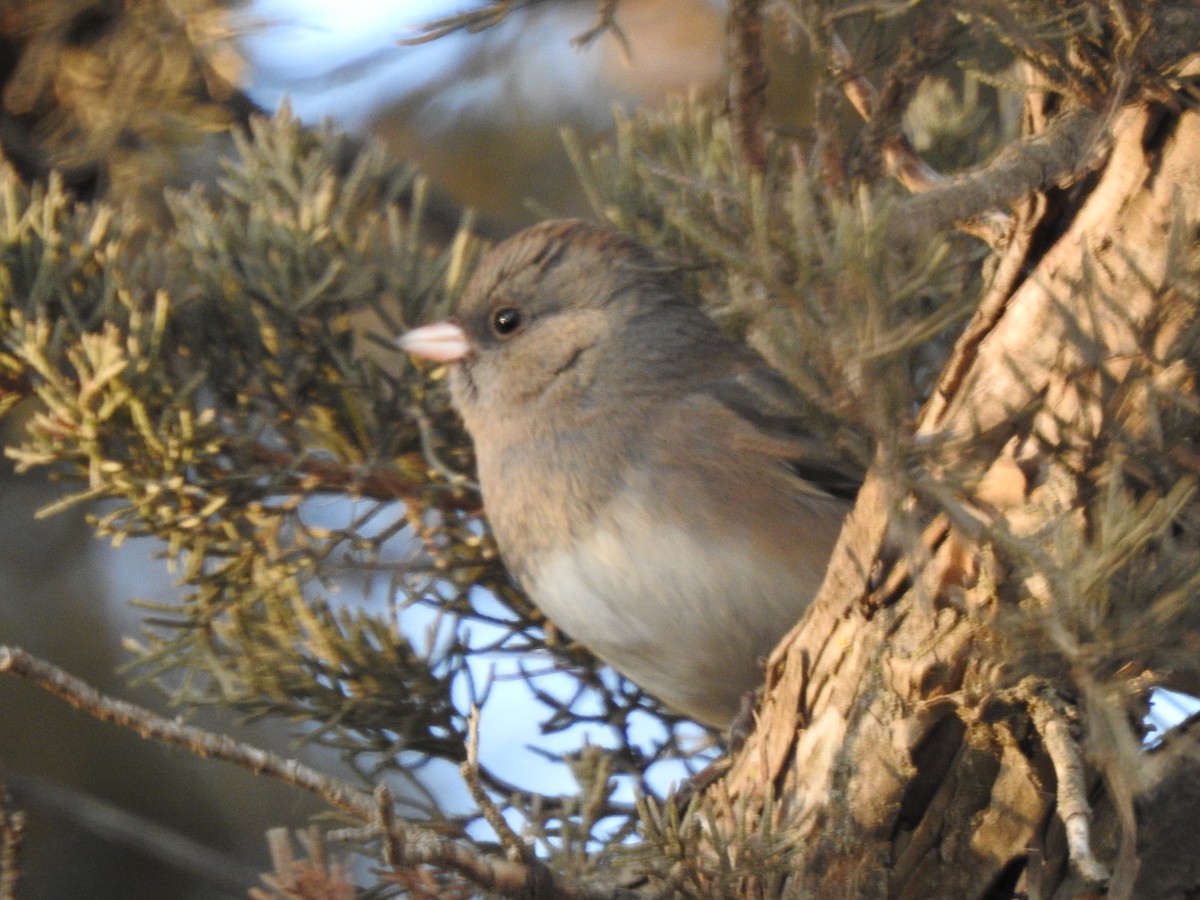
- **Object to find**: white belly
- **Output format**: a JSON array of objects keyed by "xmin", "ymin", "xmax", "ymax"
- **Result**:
[{"xmin": 526, "ymin": 507, "xmax": 826, "ymax": 726}]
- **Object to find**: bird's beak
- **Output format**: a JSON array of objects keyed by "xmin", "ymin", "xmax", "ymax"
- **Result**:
[{"xmin": 397, "ymin": 320, "xmax": 471, "ymax": 363}]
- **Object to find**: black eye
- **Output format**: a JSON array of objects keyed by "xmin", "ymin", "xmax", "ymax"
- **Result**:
[{"xmin": 491, "ymin": 306, "xmax": 522, "ymax": 335}]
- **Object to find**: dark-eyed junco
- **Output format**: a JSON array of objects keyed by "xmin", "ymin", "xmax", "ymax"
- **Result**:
[{"xmin": 399, "ymin": 220, "xmax": 856, "ymax": 727}]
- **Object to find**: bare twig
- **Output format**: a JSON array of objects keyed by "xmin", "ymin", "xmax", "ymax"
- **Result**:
[
  {"xmin": 894, "ymin": 105, "xmax": 1103, "ymax": 246},
  {"xmin": 401, "ymin": 1, "xmax": 525, "ymax": 46},
  {"xmin": 728, "ymin": 0, "xmax": 769, "ymax": 173},
  {"xmin": 374, "ymin": 782, "xmax": 403, "ymax": 868},
  {"xmin": 571, "ymin": 0, "xmax": 632, "ymax": 62},
  {"xmin": 829, "ymin": 31, "xmax": 1011, "ymax": 247},
  {"xmin": 461, "ymin": 706, "xmax": 535, "ymax": 864},
  {"xmin": 864, "ymin": 12, "xmax": 957, "ymax": 184},
  {"xmin": 249, "ymin": 444, "xmax": 481, "ymax": 512},
  {"xmin": 0, "ymin": 646, "xmax": 376, "ymax": 818},
  {"xmin": 0, "ymin": 646, "xmax": 621, "ymax": 899},
  {"xmin": 831, "ymin": 32, "xmax": 944, "ymax": 193},
  {"xmin": 1026, "ymin": 686, "xmax": 1112, "ymax": 885}
]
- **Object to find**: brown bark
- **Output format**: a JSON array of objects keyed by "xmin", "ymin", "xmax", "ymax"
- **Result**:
[{"xmin": 718, "ymin": 51, "xmax": 1200, "ymax": 900}]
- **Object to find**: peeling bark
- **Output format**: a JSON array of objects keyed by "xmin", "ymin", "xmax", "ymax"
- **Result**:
[{"xmin": 718, "ymin": 47, "xmax": 1200, "ymax": 900}]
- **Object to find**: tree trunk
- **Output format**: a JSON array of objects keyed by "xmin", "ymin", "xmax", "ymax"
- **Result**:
[{"xmin": 719, "ymin": 49, "xmax": 1200, "ymax": 900}]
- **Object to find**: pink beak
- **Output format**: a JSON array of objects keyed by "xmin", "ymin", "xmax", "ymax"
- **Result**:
[{"xmin": 397, "ymin": 320, "xmax": 472, "ymax": 363}]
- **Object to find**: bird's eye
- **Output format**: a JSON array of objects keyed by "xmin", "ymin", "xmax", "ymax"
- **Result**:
[{"xmin": 491, "ymin": 306, "xmax": 522, "ymax": 335}]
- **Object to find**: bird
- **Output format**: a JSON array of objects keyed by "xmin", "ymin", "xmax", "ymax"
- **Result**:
[{"xmin": 398, "ymin": 219, "xmax": 857, "ymax": 727}]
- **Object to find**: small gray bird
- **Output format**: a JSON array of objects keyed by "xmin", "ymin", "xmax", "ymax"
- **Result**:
[{"xmin": 399, "ymin": 220, "xmax": 856, "ymax": 727}]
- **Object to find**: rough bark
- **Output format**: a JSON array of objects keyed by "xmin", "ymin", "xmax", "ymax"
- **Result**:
[{"xmin": 718, "ymin": 49, "xmax": 1200, "ymax": 900}]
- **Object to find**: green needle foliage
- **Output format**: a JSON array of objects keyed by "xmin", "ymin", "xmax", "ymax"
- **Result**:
[{"xmin": 0, "ymin": 110, "xmax": 493, "ymax": 769}]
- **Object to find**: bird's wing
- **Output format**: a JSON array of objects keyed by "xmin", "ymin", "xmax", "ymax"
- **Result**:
[{"xmin": 698, "ymin": 365, "xmax": 864, "ymax": 501}]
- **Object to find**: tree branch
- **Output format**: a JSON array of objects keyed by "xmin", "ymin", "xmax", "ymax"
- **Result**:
[
  {"xmin": 0, "ymin": 646, "xmax": 376, "ymax": 817},
  {"xmin": 830, "ymin": 32, "xmax": 944, "ymax": 194},
  {"xmin": 728, "ymin": 0, "xmax": 768, "ymax": 173},
  {"xmin": 893, "ymin": 105, "xmax": 1103, "ymax": 246},
  {"xmin": 1024, "ymin": 683, "xmax": 1111, "ymax": 885},
  {"xmin": 0, "ymin": 646, "xmax": 621, "ymax": 899},
  {"xmin": 249, "ymin": 445, "xmax": 481, "ymax": 512},
  {"xmin": 830, "ymin": 30, "xmax": 1011, "ymax": 247}
]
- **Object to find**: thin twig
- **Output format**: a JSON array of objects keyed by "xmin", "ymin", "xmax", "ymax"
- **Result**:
[
  {"xmin": 461, "ymin": 707, "xmax": 534, "ymax": 864},
  {"xmin": 728, "ymin": 0, "xmax": 769, "ymax": 173},
  {"xmin": 249, "ymin": 443, "xmax": 481, "ymax": 512},
  {"xmin": 863, "ymin": 12, "xmax": 957, "ymax": 186},
  {"xmin": 0, "ymin": 780, "xmax": 23, "ymax": 900},
  {"xmin": 829, "ymin": 31, "xmax": 1011, "ymax": 247},
  {"xmin": 406, "ymin": 403, "xmax": 479, "ymax": 492},
  {"xmin": 571, "ymin": 0, "xmax": 632, "ymax": 62},
  {"xmin": 0, "ymin": 646, "xmax": 376, "ymax": 818},
  {"xmin": 400, "ymin": 1, "xmax": 524, "ymax": 46},
  {"xmin": 0, "ymin": 646, "xmax": 618, "ymax": 899},
  {"xmin": 1026, "ymin": 686, "xmax": 1112, "ymax": 885},
  {"xmin": 831, "ymin": 32, "xmax": 943, "ymax": 193},
  {"xmin": 374, "ymin": 782, "xmax": 403, "ymax": 869}
]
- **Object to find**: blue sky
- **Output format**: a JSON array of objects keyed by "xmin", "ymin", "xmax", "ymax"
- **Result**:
[{"xmin": 244, "ymin": 0, "xmax": 466, "ymax": 124}]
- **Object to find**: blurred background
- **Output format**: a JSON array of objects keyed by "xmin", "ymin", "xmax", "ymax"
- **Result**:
[{"xmin": 248, "ymin": 0, "xmax": 733, "ymax": 234}]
